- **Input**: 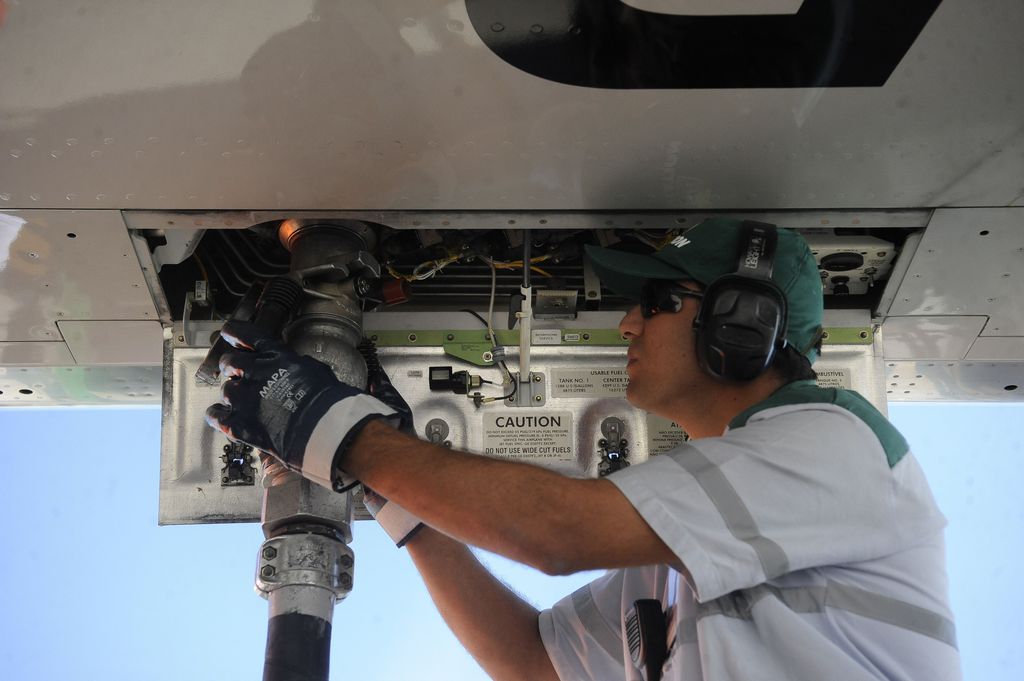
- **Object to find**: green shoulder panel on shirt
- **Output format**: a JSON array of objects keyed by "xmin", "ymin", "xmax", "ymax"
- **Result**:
[{"xmin": 728, "ymin": 380, "xmax": 909, "ymax": 468}]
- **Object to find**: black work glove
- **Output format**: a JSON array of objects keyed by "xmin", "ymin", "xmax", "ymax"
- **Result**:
[{"xmin": 205, "ymin": 321, "xmax": 400, "ymax": 492}]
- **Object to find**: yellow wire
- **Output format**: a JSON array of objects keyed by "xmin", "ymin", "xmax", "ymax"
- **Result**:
[{"xmin": 192, "ymin": 253, "xmax": 210, "ymax": 284}]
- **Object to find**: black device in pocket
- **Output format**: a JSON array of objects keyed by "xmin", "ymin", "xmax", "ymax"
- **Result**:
[{"xmin": 625, "ymin": 599, "xmax": 668, "ymax": 681}]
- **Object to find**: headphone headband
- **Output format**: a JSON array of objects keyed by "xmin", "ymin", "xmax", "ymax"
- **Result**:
[{"xmin": 737, "ymin": 221, "xmax": 778, "ymax": 281}]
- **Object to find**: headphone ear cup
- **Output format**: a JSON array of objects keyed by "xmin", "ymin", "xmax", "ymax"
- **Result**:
[{"xmin": 695, "ymin": 276, "xmax": 788, "ymax": 381}]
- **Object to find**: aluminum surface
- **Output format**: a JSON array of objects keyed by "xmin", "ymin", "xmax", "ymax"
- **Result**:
[
  {"xmin": 0, "ymin": 1, "xmax": 1021, "ymax": 211},
  {"xmin": 0, "ymin": 210, "xmax": 158, "ymax": 342},
  {"xmin": 122, "ymin": 209, "xmax": 933, "ymax": 233},
  {"xmin": 0, "ymin": 365, "xmax": 161, "ymax": 406},
  {"xmin": 881, "ymin": 316, "xmax": 988, "ymax": 361},
  {"xmin": 0, "ymin": 341, "xmax": 74, "ymax": 366},
  {"xmin": 57, "ymin": 320, "xmax": 163, "ymax": 365},
  {"xmin": 888, "ymin": 208, "xmax": 1024, "ymax": 335},
  {"xmin": 885, "ymin": 361, "xmax": 1024, "ymax": 402}
]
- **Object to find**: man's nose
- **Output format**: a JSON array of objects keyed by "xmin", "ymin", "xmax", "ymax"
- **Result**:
[{"xmin": 619, "ymin": 305, "xmax": 643, "ymax": 339}]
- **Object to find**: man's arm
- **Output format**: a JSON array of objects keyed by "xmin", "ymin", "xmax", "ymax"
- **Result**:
[
  {"xmin": 348, "ymin": 419, "xmax": 677, "ymax": 576},
  {"xmin": 404, "ymin": 527, "xmax": 559, "ymax": 681}
]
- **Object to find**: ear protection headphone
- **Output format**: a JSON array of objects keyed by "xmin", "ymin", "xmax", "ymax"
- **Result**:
[{"xmin": 693, "ymin": 221, "xmax": 788, "ymax": 381}]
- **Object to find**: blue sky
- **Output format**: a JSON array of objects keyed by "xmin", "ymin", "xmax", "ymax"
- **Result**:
[{"xmin": 0, "ymin": 403, "xmax": 1020, "ymax": 680}]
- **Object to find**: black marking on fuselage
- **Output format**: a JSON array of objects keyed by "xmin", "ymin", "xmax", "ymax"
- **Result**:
[{"xmin": 465, "ymin": 0, "xmax": 943, "ymax": 89}]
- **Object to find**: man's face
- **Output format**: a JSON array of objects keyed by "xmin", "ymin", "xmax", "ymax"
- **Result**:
[{"xmin": 618, "ymin": 280, "xmax": 705, "ymax": 419}]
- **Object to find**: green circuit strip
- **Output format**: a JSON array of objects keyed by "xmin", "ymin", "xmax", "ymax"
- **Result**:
[
  {"xmin": 365, "ymin": 329, "xmax": 630, "ymax": 367},
  {"xmin": 365, "ymin": 329, "xmax": 629, "ymax": 347},
  {"xmin": 821, "ymin": 327, "xmax": 874, "ymax": 345}
]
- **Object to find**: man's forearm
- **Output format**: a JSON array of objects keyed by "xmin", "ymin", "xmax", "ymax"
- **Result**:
[
  {"xmin": 347, "ymin": 419, "xmax": 676, "ymax": 574},
  {"xmin": 405, "ymin": 527, "xmax": 559, "ymax": 681}
]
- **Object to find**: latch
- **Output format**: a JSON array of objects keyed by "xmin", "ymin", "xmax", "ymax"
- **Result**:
[
  {"xmin": 598, "ymin": 417, "xmax": 629, "ymax": 476},
  {"xmin": 221, "ymin": 441, "xmax": 257, "ymax": 486}
]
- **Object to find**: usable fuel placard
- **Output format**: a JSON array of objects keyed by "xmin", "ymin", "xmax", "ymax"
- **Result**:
[
  {"xmin": 551, "ymin": 368, "xmax": 629, "ymax": 397},
  {"xmin": 482, "ymin": 411, "xmax": 574, "ymax": 464},
  {"xmin": 815, "ymin": 368, "xmax": 853, "ymax": 390}
]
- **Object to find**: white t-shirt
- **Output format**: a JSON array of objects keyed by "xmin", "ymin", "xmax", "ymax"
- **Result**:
[{"xmin": 539, "ymin": 382, "xmax": 960, "ymax": 681}]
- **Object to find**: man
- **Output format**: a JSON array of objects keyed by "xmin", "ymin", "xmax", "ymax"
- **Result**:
[{"xmin": 207, "ymin": 218, "xmax": 959, "ymax": 681}]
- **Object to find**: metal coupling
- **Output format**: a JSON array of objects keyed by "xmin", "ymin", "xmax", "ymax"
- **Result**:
[{"xmin": 255, "ymin": 534, "xmax": 355, "ymax": 602}]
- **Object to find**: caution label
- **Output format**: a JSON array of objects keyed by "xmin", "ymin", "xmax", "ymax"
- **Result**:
[
  {"xmin": 482, "ymin": 412, "xmax": 574, "ymax": 464},
  {"xmin": 816, "ymin": 368, "xmax": 852, "ymax": 390},
  {"xmin": 551, "ymin": 368, "xmax": 629, "ymax": 397},
  {"xmin": 645, "ymin": 413, "xmax": 690, "ymax": 455}
]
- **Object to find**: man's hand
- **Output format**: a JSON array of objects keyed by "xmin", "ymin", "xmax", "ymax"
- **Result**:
[{"xmin": 205, "ymin": 321, "xmax": 399, "ymax": 491}]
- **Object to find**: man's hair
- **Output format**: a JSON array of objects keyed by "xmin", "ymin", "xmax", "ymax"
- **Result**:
[{"xmin": 771, "ymin": 344, "xmax": 819, "ymax": 383}]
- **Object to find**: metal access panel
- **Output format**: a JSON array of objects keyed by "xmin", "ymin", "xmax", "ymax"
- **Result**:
[
  {"xmin": 881, "ymin": 207, "xmax": 1024, "ymax": 401},
  {"xmin": 160, "ymin": 310, "xmax": 883, "ymax": 525},
  {"xmin": 0, "ymin": 210, "xmax": 158, "ymax": 342}
]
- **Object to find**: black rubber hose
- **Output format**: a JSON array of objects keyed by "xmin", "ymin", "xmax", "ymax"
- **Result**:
[
  {"xmin": 254, "ymin": 277, "xmax": 303, "ymax": 334},
  {"xmin": 263, "ymin": 613, "xmax": 331, "ymax": 681}
]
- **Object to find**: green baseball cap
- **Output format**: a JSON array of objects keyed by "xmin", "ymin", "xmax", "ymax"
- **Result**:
[{"xmin": 585, "ymin": 217, "xmax": 824, "ymax": 361}]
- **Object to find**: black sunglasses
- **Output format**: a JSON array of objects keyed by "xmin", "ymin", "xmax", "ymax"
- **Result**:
[{"xmin": 640, "ymin": 280, "xmax": 704, "ymax": 319}]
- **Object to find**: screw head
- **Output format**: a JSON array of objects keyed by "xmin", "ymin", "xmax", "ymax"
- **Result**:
[
  {"xmin": 859, "ymin": 331, "xmax": 869, "ymax": 340},
  {"xmin": 532, "ymin": 374, "xmax": 541, "ymax": 382},
  {"xmin": 534, "ymin": 395, "xmax": 542, "ymax": 402},
  {"xmin": 446, "ymin": 333, "xmax": 455, "ymax": 341},
  {"xmin": 262, "ymin": 547, "xmax": 277, "ymax": 560},
  {"xmin": 260, "ymin": 565, "xmax": 276, "ymax": 578},
  {"xmin": 582, "ymin": 333, "xmax": 591, "ymax": 341},
  {"xmin": 340, "ymin": 574, "xmax": 353, "ymax": 589},
  {"xmin": 340, "ymin": 554, "xmax": 353, "ymax": 569}
]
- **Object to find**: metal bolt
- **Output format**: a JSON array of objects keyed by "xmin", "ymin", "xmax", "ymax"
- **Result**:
[
  {"xmin": 408, "ymin": 333, "xmax": 417, "ymax": 342},
  {"xmin": 532, "ymin": 374, "xmax": 541, "ymax": 382},
  {"xmin": 177, "ymin": 335, "xmax": 185, "ymax": 343},
  {"xmin": 340, "ymin": 554, "xmax": 353, "ymax": 569},
  {"xmin": 260, "ymin": 565, "xmax": 276, "ymax": 578},
  {"xmin": 482, "ymin": 351, "xmax": 493, "ymax": 362},
  {"xmin": 859, "ymin": 331, "xmax": 869, "ymax": 340},
  {"xmin": 821, "ymin": 331, "xmax": 830, "ymax": 340},
  {"xmin": 534, "ymin": 395, "xmax": 543, "ymax": 402},
  {"xmin": 340, "ymin": 574, "xmax": 353, "ymax": 590},
  {"xmin": 221, "ymin": 476, "xmax": 229, "ymax": 483},
  {"xmin": 582, "ymin": 333, "xmax": 591, "ymax": 341},
  {"xmin": 587, "ymin": 290, "xmax": 598, "ymax": 298},
  {"xmin": 262, "ymin": 547, "xmax": 277, "ymax": 560},
  {"xmin": 446, "ymin": 333, "xmax": 455, "ymax": 341},
  {"xmin": 490, "ymin": 22, "xmax": 504, "ymax": 32}
]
